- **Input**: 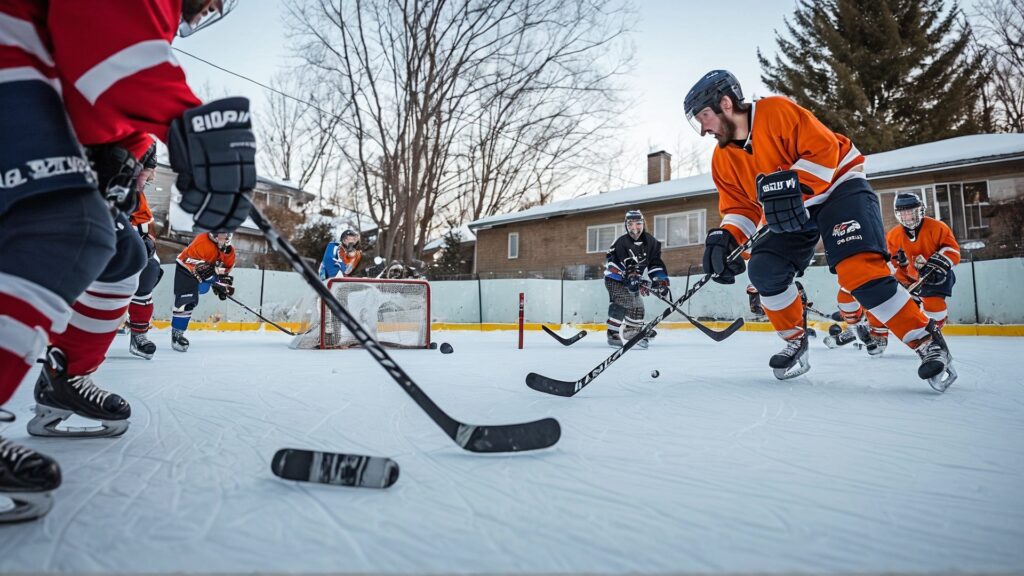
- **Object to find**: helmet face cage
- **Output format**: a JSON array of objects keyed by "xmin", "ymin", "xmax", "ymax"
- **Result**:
[
  {"xmin": 894, "ymin": 193, "xmax": 924, "ymax": 229},
  {"xmin": 684, "ymin": 70, "xmax": 744, "ymax": 134},
  {"xmin": 178, "ymin": 0, "xmax": 237, "ymax": 37},
  {"xmin": 625, "ymin": 210, "xmax": 644, "ymax": 238},
  {"xmin": 340, "ymin": 230, "xmax": 360, "ymax": 252},
  {"xmin": 209, "ymin": 232, "xmax": 233, "ymax": 250}
]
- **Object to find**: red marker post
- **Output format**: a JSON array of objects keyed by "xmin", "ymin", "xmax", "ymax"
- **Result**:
[{"xmin": 518, "ymin": 292, "xmax": 525, "ymax": 350}]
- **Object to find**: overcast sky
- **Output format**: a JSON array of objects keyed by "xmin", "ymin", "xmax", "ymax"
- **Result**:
[{"xmin": 172, "ymin": 0, "xmax": 976, "ymax": 190}]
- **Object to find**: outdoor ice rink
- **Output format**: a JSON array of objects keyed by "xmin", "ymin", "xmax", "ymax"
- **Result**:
[{"xmin": 1, "ymin": 328, "xmax": 1022, "ymax": 574}]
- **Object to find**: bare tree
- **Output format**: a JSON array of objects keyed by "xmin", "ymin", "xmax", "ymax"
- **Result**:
[
  {"xmin": 284, "ymin": 0, "xmax": 633, "ymax": 262},
  {"xmin": 256, "ymin": 71, "xmax": 346, "ymax": 192},
  {"xmin": 973, "ymin": 0, "xmax": 1024, "ymax": 132}
]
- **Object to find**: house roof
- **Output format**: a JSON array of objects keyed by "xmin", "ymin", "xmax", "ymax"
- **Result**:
[
  {"xmin": 469, "ymin": 133, "xmax": 1024, "ymax": 230},
  {"xmin": 423, "ymin": 225, "xmax": 477, "ymax": 253}
]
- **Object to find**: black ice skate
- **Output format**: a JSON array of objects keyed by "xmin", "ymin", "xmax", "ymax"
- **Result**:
[
  {"xmin": 915, "ymin": 321, "xmax": 957, "ymax": 392},
  {"xmin": 769, "ymin": 334, "xmax": 810, "ymax": 380},
  {"xmin": 621, "ymin": 327, "xmax": 648, "ymax": 350},
  {"xmin": 0, "ymin": 429, "xmax": 61, "ymax": 523},
  {"xmin": 853, "ymin": 323, "xmax": 886, "ymax": 356},
  {"xmin": 606, "ymin": 330, "xmax": 622, "ymax": 348},
  {"xmin": 823, "ymin": 323, "xmax": 857, "ymax": 348},
  {"xmin": 129, "ymin": 331, "xmax": 156, "ymax": 360},
  {"xmin": 171, "ymin": 328, "xmax": 189, "ymax": 352},
  {"xmin": 29, "ymin": 348, "xmax": 131, "ymax": 438}
]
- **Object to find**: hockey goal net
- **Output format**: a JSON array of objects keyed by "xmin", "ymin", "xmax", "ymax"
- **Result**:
[{"xmin": 290, "ymin": 278, "xmax": 431, "ymax": 350}]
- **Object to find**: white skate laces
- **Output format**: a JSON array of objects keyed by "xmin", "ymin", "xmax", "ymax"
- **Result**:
[{"xmin": 69, "ymin": 376, "xmax": 112, "ymax": 408}]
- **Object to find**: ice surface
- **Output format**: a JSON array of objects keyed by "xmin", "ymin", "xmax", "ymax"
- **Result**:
[{"xmin": 1, "ymin": 329, "xmax": 1022, "ymax": 573}]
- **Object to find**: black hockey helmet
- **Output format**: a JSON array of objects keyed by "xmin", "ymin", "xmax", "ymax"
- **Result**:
[
  {"xmin": 894, "ymin": 192, "xmax": 924, "ymax": 229},
  {"xmin": 625, "ymin": 209, "xmax": 644, "ymax": 239},
  {"xmin": 339, "ymin": 229, "xmax": 360, "ymax": 252},
  {"xmin": 684, "ymin": 70, "xmax": 744, "ymax": 134}
]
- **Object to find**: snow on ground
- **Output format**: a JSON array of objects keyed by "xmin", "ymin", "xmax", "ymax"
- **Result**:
[{"xmin": 1, "ymin": 329, "xmax": 1023, "ymax": 574}]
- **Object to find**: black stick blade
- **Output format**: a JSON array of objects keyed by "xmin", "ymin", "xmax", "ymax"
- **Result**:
[
  {"xmin": 541, "ymin": 325, "xmax": 588, "ymax": 346},
  {"xmin": 526, "ymin": 372, "xmax": 581, "ymax": 397},
  {"xmin": 271, "ymin": 448, "xmax": 399, "ymax": 489},
  {"xmin": 454, "ymin": 417, "xmax": 561, "ymax": 452},
  {"xmin": 696, "ymin": 317, "xmax": 744, "ymax": 342}
]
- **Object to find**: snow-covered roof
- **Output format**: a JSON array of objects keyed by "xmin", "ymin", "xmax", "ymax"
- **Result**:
[
  {"xmin": 423, "ymin": 224, "xmax": 477, "ymax": 252},
  {"xmin": 470, "ymin": 133, "xmax": 1024, "ymax": 230}
]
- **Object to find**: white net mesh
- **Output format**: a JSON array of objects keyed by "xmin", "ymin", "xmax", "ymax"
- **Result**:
[{"xmin": 291, "ymin": 279, "xmax": 430, "ymax": 349}]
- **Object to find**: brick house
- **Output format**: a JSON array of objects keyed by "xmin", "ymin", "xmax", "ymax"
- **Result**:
[{"xmin": 469, "ymin": 134, "xmax": 1024, "ymax": 276}]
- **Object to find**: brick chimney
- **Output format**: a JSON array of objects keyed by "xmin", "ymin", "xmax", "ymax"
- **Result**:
[{"xmin": 647, "ymin": 150, "xmax": 671, "ymax": 184}]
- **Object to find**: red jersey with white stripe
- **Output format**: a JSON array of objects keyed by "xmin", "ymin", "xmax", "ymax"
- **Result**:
[
  {"xmin": 712, "ymin": 96, "xmax": 866, "ymax": 244},
  {"xmin": 886, "ymin": 217, "xmax": 961, "ymax": 286},
  {"xmin": 0, "ymin": 0, "xmax": 201, "ymax": 158}
]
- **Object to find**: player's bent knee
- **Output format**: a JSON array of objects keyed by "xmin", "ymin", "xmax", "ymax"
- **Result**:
[{"xmin": 746, "ymin": 254, "xmax": 795, "ymax": 296}]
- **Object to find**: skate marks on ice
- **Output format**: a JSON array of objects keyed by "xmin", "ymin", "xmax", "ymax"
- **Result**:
[{"xmin": 0, "ymin": 330, "xmax": 1022, "ymax": 573}]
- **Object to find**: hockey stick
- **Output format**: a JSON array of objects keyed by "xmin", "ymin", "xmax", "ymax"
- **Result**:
[
  {"xmin": 541, "ymin": 325, "xmax": 588, "ymax": 346},
  {"xmin": 527, "ymin": 226, "xmax": 769, "ymax": 397},
  {"xmin": 225, "ymin": 294, "xmax": 297, "ymax": 335},
  {"xmin": 645, "ymin": 287, "xmax": 744, "ymax": 342},
  {"xmin": 250, "ymin": 206, "xmax": 560, "ymax": 452}
]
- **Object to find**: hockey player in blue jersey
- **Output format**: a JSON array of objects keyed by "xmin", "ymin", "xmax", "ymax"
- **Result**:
[{"xmin": 319, "ymin": 229, "xmax": 362, "ymax": 280}]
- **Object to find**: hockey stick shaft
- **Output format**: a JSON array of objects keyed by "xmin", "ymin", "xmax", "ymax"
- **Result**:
[
  {"xmin": 225, "ymin": 294, "xmax": 296, "ymax": 335},
  {"xmin": 646, "ymin": 288, "xmax": 743, "ymax": 341},
  {"xmin": 250, "ymin": 206, "xmax": 559, "ymax": 452}
]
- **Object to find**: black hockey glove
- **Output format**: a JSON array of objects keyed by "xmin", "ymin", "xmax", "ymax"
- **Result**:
[
  {"xmin": 211, "ymin": 281, "xmax": 235, "ymax": 300},
  {"xmin": 651, "ymin": 278, "xmax": 670, "ymax": 298},
  {"xmin": 623, "ymin": 257, "xmax": 642, "ymax": 293},
  {"xmin": 921, "ymin": 253, "xmax": 953, "ymax": 285},
  {"xmin": 194, "ymin": 262, "xmax": 216, "ymax": 282},
  {"xmin": 702, "ymin": 228, "xmax": 746, "ymax": 284},
  {"xmin": 217, "ymin": 274, "xmax": 233, "ymax": 286},
  {"xmin": 88, "ymin": 144, "xmax": 141, "ymax": 215},
  {"xmin": 894, "ymin": 248, "xmax": 909, "ymax": 268},
  {"xmin": 168, "ymin": 97, "xmax": 256, "ymax": 232},
  {"xmin": 756, "ymin": 169, "xmax": 810, "ymax": 233}
]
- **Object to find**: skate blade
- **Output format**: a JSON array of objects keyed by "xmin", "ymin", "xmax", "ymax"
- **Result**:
[
  {"xmin": 28, "ymin": 406, "xmax": 130, "ymax": 438},
  {"xmin": 172, "ymin": 343, "xmax": 188, "ymax": 352},
  {"xmin": 129, "ymin": 347, "xmax": 154, "ymax": 360},
  {"xmin": 0, "ymin": 491, "xmax": 53, "ymax": 524},
  {"xmin": 928, "ymin": 364, "xmax": 958, "ymax": 393},
  {"xmin": 823, "ymin": 337, "xmax": 838, "ymax": 349},
  {"xmin": 773, "ymin": 354, "xmax": 810, "ymax": 381}
]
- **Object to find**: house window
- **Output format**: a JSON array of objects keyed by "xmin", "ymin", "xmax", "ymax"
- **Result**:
[
  {"xmin": 653, "ymin": 209, "xmax": 706, "ymax": 248},
  {"xmin": 507, "ymin": 232, "xmax": 519, "ymax": 259},
  {"xmin": 586, "ymin": 223, "xmax": 623, "ymax": 253},
  {"xmin": 934, "ymin": 180, "xmax": 988, "ymax": 238}
]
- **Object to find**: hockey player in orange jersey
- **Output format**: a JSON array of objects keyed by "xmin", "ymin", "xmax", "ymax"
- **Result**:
[
  {"xmin": 126, "ymin": 144, "xmax": 165, "ymax": 360},
  {"xmin": 685, "ymin": 70, "xmax": 956, "ymax": 391},
  {"xmin": 171, "ymin": 232, "xmax": 238, "ymax": 352},
  {"xmin": 888, "ymin": 192, "xmax": 960, "ymax": 327},
  {"xmin": 829, "ymin": 192, "xmax": 961, "ymax": 354}
]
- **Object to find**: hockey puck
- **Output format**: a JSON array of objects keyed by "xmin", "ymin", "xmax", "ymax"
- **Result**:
[
  {"xmin": 651, "ymin": 370, "xmax": 660, "ymax": 378},
  {"xmin": 429, "ymin": 342, "xmax": 438, "ymax": 349},
  {"xmin": 439, "ymin": 342, "xmax": 454, "ymax": 354}
]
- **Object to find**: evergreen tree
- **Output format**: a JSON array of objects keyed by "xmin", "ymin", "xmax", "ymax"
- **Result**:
[
  {"xmin": 429, "ymin": 231, "xmax": 467, "ymax": 278},
  {"xmin": 758, "ymin": 0, "xmax": 990, "ymax": 153}
]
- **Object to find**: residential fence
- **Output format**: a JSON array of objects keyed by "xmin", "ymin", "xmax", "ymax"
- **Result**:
[{"xmin": 149, "ymin": 255, "xmax": 1024, "ymax": 327}]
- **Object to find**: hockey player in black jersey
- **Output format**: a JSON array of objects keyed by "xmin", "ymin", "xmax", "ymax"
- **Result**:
[{"xmin": 603, "ymin": 210, "xmax": 670, "ymax": 348}]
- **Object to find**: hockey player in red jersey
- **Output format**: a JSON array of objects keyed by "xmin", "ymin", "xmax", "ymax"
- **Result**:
[
  {"xmin": 0, "ymin": 0, "xmax": 253, "ymax": 522},
  {"xmin": 126, "ymin": 144, "xmax": 165, "ymax": 360},
  {"xmin": 685, "ymin": 70, "xmax": 955, "ymax": 390}
]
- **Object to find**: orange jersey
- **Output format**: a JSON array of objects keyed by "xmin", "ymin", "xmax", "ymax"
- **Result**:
[
  {"xmin": 712, "ymin": 96, "xmax": 866, "ymax": 243},
  {"xmin": 130, "ymin": 191, "xmax": 153, "ymax": 230},
  {"xmin": 886, "ymin": 217, "xmax": 960, "ymax": 285},
  {"xmin": 176, "ymin": 234, "xmax": 236, "ymax": 275}
]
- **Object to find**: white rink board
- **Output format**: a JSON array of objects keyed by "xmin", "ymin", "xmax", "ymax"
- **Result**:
[{"xmin": 1, "ymin": 330, "xmax": 1022, "ymax": 574}]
